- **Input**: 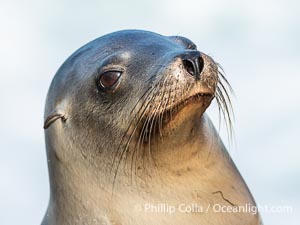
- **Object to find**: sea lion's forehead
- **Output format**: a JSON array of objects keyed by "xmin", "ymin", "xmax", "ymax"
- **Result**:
[
  {"xmin": 95, "ymin": 30, "xmax": 187, "ymax": 54},
  {"xmin": 80, "ymin": 31, "xmax": 190, "ymax": 69},
  {"xmin": 69, "ymin": 30, "xmax": 196, "ymax": 70}
]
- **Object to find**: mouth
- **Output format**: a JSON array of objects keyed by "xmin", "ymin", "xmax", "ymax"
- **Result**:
[
  {"xmin": 139, "ymin": 91, "xmax": 215, "ymax": 142},
  {"xmin": 167, "ymin": 92, "xmax": 215, "ymax": 117},
  {"xmin": 180, "ymin": 92, "xmax": 214, "ymax": 105},
  {"xmin": 147, "ymin": 91, "xmax": 215, "ymax": 131}
]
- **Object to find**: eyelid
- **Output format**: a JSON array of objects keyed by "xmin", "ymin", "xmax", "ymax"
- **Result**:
[
  {"xmin": 98, "ymin": 64, "xmax": 125, "ymax": 74},
  {"xmin": 101, "ymin": 70, "xmax": 122, "ymax": 76}
]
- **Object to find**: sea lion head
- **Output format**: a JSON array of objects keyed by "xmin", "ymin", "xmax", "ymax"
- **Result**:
[{"xmin": 44, "ymin": 30, "xmax": 232, "ymax": 182}]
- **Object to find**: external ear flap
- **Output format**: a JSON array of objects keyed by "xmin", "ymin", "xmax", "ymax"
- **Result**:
[{"xmin": 43, "ymin": 108, "xmax": 67, "ymax": 129}]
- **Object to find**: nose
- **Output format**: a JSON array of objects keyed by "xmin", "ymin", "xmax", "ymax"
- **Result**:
[{"xmin": 181, "ymin": 51, "xmax": 204, "ymax": 80}]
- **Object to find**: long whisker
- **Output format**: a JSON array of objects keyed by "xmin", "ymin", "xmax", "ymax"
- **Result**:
[
  {"xmin": 215, "ymin": 65, "xmax": 235, "ymax": 147},
  {"xmin": 111, "ymin": 83, "xmax": 160, "ymax": 190},
  {"xmin": 146, "ymin": 75, "xmax": 172, "ymax": 168},
  {"xmin": 111, "ymin": 86, "xmax": 153, "ymax": 172}
]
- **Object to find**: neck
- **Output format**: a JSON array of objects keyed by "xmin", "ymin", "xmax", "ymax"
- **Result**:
[{"xmin": 43, "ymin": 109, "xmax": 259, "ymax": 225}]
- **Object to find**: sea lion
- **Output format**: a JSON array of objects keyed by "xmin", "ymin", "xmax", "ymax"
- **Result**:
[{"xmin": 42, "ymin": 30, "xmax": 262, "ymax": 225}]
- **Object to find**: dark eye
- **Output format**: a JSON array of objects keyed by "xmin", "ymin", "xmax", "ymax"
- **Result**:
[{"xmin": 98, "ymin": 71, "xmax": 122, "ymax": 91}]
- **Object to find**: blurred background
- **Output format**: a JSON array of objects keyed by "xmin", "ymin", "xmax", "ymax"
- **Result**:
[{"xmin": 0, "ymin": 0, "xmax": 299, "ymax": 224}]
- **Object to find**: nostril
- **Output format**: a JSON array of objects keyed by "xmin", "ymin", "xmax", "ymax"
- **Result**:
[
  {"xmin": 183, "ymin": 59, "xmax": 196, "ymax": 76},
  {"xmin": 198, "ymin": 56, "xmax": 204, "ymax": 75}
]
